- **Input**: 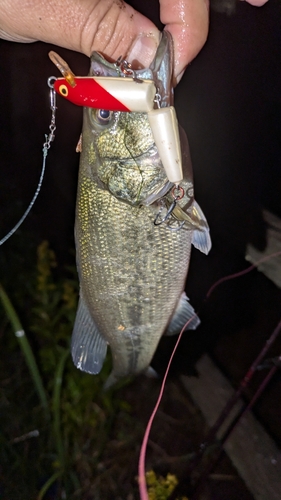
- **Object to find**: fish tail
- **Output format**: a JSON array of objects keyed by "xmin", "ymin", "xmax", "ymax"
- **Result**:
[{"xmin": 103, "ymin": 371, "xmax": 119, "ymax": 391}]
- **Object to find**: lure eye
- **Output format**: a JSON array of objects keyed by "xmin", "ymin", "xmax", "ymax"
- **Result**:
[
  {"xmin": 96, "ymin": 109, "xmax": 113, "ymax": 124},
  {"xmin": 58, "ymin": 84, "xmax": 68, "ymax": 97}
]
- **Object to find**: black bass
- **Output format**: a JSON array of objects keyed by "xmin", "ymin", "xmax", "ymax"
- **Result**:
[{"xmin": 71, "ymin": 32, "xmax": 211, "ymax": 387}]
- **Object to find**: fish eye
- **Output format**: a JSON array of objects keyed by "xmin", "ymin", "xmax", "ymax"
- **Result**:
[
  {"xmin": 96, "ymin": 109, "xmax": 113, "ymax": 124},
  {"xmin": 59, "ymin": 84, "xmax": 68, "ymax": 97},
  {"xmin": 89, "ymin": 108, "xmax": 115, "ymax": 129}
]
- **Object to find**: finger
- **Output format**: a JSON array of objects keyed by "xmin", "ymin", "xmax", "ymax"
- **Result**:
[
  {"xmin": 161, "ymin": 0, "xmax": 209, "ymax": 81},
  {"xmin": 243, "ymin": 0, "xmax": 268, "ymax": 5},
  {"xmin": 0, "ymin": 0, "xmax": 209, "ymax": 81},
  {"xmin": 0, "ymin": 0, "xmax": 159, "ymax": 64}
]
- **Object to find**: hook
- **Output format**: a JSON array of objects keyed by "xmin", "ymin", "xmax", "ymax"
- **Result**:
[
  {"xmin": 153, "ymin": 185, "xmax": 186, "ymax": 230},
  {"xmin": 154, "ymin": 199, "xmax": 177, "ymax": 226}
]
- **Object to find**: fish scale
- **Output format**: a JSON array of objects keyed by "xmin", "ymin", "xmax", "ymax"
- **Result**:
[{"xmin": 76, "ymin": 175, "xmax": 191, "ymax": 377}]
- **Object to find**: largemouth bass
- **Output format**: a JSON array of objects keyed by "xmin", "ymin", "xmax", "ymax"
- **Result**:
[{"xmin": 71, "ymin": 32, "xmax": 211, "ymax": 387}]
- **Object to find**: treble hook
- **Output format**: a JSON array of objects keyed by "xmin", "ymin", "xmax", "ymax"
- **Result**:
[
  {"xmin": 154, "ymin": 199, "xmax": 177, "ymax": 226},
  {"xmin": 154, "ymin": 185, "xmax": 185, "ymax": 230}
]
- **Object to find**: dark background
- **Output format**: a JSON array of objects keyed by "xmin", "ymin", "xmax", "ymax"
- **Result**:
[
  {"xmin": 1, "ymin": 0, "xmax": 281, "ymax": 263},
  {"xmin": 1, "ymin": 0, "xmax": 281, "ymax": 441}
]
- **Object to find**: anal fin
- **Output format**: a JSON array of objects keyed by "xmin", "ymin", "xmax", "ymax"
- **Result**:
[
  {"xmin": 165, "ymin": 292, "xmax": 200, "ymax": 335},
  {"xmin": 71, "ymin": 295, "xmax": 107, "ymax": 374},
  {"xmin": 145, "ymin": 366, "xmax": 159, "ymax": 379}
]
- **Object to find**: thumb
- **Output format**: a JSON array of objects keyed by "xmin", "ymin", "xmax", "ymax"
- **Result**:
[{"xmin": 243, "ymin": 0, "xmax": 268, "ymax": 5}]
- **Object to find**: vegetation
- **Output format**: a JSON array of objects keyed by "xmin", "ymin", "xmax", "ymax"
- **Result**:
[
  {"xmin": 0, "ymin": 239, "xmax": 188, "ymax": 499},
  {"xmin": 146, "ymin": 470, "xmax": 188, "ymax": 500},
  {"xmin": 0, "ymin": 240, "xmax": 130, "ymax": 499}
]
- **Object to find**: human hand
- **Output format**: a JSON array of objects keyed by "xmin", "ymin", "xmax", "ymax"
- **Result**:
[
  {"xmin": 244, "ymin": 0, "xmax": 268, "ymax": 5},
  {"xmin": 0, "ymin": 0, "xmax": 268, "ymax": 83},
  {"xmin": 1, "ymin": 0, "xmax": 208, "ymax": 82}
]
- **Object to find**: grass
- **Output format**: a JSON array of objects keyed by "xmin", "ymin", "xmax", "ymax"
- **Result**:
[
  {"xmin": 0, "ymin": 239, "xmax": 190, "ymax": 500},
  {"xmin": 0, "ymin": 240, "xmax": 131, "ymax": 499}
]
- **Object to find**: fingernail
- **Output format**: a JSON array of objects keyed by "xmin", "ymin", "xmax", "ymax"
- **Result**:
[{"xmin": 127, "ymin": 32, "xmax": 160, "ymax": 69}]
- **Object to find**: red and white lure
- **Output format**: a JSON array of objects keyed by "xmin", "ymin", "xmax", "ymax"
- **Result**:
[{"xmin": 49, "ymin": 50, "xmax": 183, "ymax": 185}]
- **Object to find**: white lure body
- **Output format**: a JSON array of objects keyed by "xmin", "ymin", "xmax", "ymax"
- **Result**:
[
  {"xmin": 95, "ymin": 77, "xmax": 156, "ymax": 112},
  {"xmin": 148, "ymin": 106, "xmax": 183, "ymax": 184}
]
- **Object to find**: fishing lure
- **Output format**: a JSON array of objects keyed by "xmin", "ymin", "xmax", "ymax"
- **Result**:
[{"xmin": 49, "ymin": 51, "xmax": 183, "ymax": 186}]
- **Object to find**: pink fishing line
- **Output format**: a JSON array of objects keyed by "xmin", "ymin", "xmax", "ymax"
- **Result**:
[
  {"xmin": 138, "ymin": 315, "xmax": 195, "ymax": 500},
  {"xmin": 206, "ymin": 250, "xmax": 281, "ymax": 298},
  {"xmin": 138, "ymin": 249, "xmax": 281, "ymax": 499}
]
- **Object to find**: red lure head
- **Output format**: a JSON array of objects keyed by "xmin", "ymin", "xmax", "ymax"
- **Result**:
[{"xmin": 53, "ymin": 77, "xmax": 129, "ymax": 112}]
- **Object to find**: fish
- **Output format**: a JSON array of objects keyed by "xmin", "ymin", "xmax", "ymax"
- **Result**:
[{"xmin": 71, "ymin": 31, "xmax": 211, "ymax": 388}]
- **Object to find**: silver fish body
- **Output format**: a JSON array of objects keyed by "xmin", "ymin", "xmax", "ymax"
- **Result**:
[{"xmin": 71, "ymin": 32, "xmax": 211, "ymax": 386}]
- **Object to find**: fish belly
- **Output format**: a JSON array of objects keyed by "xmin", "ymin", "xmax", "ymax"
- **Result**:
[{"xmin": 75, "ymin": 174, "xmax": 192, "ymax": 378}]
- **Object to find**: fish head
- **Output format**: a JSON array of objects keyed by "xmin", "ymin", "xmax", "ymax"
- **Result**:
[
  {"xmin": 80, "ymin": 32, "xmax": 178, "ymax": 206},
  {"xmin": 83, "ymin": 106, "xmax": 172, "ymax": 205}
]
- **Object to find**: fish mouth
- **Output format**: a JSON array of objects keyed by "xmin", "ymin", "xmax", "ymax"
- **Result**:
[
  {"xmin": 142, "ymin": 179, "xmax": 173, "ymax": 206},
  {"xmin": 116, "ymin": 142, "xmax": 159, "ymax": 165},
  {"xmin": 101, "ymin": 144, "xmax": 173, "ymax": 206}
]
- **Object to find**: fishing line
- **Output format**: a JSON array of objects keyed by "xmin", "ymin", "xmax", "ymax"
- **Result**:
[
  {"xmin": 0, "ymin": 154, "xmax": 47, "ymax": 246},
  {"xmin": 0, "ymin": 78, "xmax": 57, "ymax": 247},
  {"xmin": 206, "ymin": 249, "xmax": 281, "ymax": 298},
  {"xmin": 138, "ymin": 314, "xmax": 196, "ymax": 500},
  {"xmin": 138, "ymin": 248, "xmax": 281, "ymax": 500}
]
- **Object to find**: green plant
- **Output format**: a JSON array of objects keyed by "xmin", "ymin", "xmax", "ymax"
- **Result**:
[
  {"xmin": 0, "ymin": 284, "xmax": 49, "ymax": 417},
  {"xmin": 0, "ymin": 240, "xmax": 133, "ymax": 499},
  {"xmin": 146, "ymin": 470, "xmax": 188, "ymax": 500},
  {"xmin": 1, "ymin": 240, "xmax": 196, "ymax": 500}
]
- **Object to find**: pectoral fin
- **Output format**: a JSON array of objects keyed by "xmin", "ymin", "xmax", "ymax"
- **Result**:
[
  {"xmin": 172, "ymin": 204, "xmax": 201, "ymax": 228},
  {"xmin": 192, "ymin": 227, "xmax": 212, "ymax": 255},
  {"xmin": 191, "ymin": 201, "xmax": 212, "ymax": 255},
  {"xmin": 172, "ymin": 200, "xmax": 211, "ymax": 255},
  {"xmin": 166, "ymin": 292, "xmax": 200, "ymax": 335},
  {"xmin": 71, "ymin": 294, "xmax": 107, "ymax": 374}
]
